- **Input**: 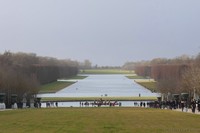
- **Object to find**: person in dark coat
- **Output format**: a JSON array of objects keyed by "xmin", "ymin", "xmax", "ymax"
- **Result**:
[
  {"xmin": 198, "ymin": 99, "xmax": 200, "ymax": 112},
  {"xmin": 191, "ymin": 99, "xmax": 196, "ymax": 113},
  {"xmin": 181, "ymin": 100, "xmax": 185, "ymax": 112},
  {"xmin": 140, "ymin": 102, "xmax": 143, "ymax": 107}
]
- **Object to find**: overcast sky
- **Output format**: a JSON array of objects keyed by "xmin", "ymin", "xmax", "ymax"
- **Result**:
[{"xmin": 0, "ymin": 0, "xmax": 200, "ymax": 66}]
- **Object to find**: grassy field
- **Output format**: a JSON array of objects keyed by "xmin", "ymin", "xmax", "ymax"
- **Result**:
[
  {"xmin": 39, "ymin": 76, "xmax": 87, "ymax": 93},
  {"xmin": 126, "ymin": 75, "xmax": 145, "ymax": 79},
  {"xmin": 136, "ymin": 82, "xmax": 157, "ymax": 92},
  {"xmin": 39, "ymin": 81, "xmax": 75, "ymax": 93},
  {"xmin": 40, "ymin": 96, "xmax": 157, "ymax": 102},
  {"xmin": 79, "ymin": 69, "xmax": 134, "ymax": 74},
  {"xmin": 60, "ymin": 75, "xmax": 88, "ymax": 80},
  {"xmin": 126, "ymin": 76, "xmax": 158, "ymax": 92},
  {"xmin": 0, "ymin": 108, "xmax": 200, "ymax": 133}
]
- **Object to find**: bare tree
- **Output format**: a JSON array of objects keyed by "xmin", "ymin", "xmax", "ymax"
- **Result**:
[
  {"xmin": 181, "ymin": 65, "xmax": 200, "ymax": 99},
  {"xmin": 0, "ymin": 51, "xmax": 79, "ymax": 108}
]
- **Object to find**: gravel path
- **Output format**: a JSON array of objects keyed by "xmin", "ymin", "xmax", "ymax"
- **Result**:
[{"xmin": 174, "ymin": 108, "xmax": 200, "ymax": 115}]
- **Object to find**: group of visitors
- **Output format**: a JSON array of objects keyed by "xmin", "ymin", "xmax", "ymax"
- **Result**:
[
  {"xmin": 40, "ymin": 98, "xmax": 200, "ymax": 114},
  {"xmin": 190, "ymin": 99, "xmax": 200, "ymax": 113},
  {"xmin": 80, "ymin": 99, "xmax": 121, "ymax": 107},
  {"xmin": 46, "ymin": 102, "xmax": 58, "ymax": 108},
  {"xmin": 146, "ymin": 99, "xmax": 200, "ymax": 113}
]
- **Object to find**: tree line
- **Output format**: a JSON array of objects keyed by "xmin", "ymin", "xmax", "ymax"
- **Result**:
[
  {"xmin": 0, "ymin": 51, "xmax": 79, "ymax": 108},
  {"xmin": 123, "ymin": 54, "xmax": 200, "ymax": 100}
]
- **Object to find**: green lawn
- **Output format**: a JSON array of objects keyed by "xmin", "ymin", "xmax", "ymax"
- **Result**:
[
  {"xmin": 60, "ymin": 75, "xmax": 88, "ymax": 80},
  {"xmin": 126, "ymin": 76, "xmax": 158, "ymax": 92},
  {"xmin": 39, "ymin": 75, "xmax": 87, "ymax": 93},
  {"xmin": 39, "ymin": 81, "xmax": 75, "ymax": 93},
  {"xmin": 137, "ymin": 82, "xmax": 158, "ymax": 92},
  {"xmin": 0, "ymin": 108, "xmax": 199, "ymax": 133},
  {"xmin": 79, "ymin": 69, "xmax": 134, "ymax": 74},
  {"xmin": 126, "ymin": 75, "xmax": 145, "ymax": 79},
  {"xmin": 40, "ymin": 96, "xmax": 157, "ymax": 102}
]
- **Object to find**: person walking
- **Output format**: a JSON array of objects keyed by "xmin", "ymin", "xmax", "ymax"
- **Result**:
[
  {"xmin": 191, "ymin": 99, "xmax": 196, "ymax": 113},
  {"xmin": 198, "ymin": 99, "xmax": 200, "ymax": 112},
  {"xmin": 185, "ymin": 100, "xmax": 188, "ymax": 112}
]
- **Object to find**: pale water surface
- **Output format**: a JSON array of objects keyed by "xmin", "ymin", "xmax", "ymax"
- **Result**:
[
  {"xmin": 38, "ymin": 75, "xmax": 159, "ymax": 107},
  {"xmin": 38, "ymin": 75, "xmax": 158, "ymax": 98}
]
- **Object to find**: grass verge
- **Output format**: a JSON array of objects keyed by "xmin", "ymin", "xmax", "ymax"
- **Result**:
[
  {"xmin": 60, "ymin": 75, "xmax": 88, "ymax": 80},
  {"xmin": 126, "ymin": 76, "xmax": 157, "ymax": 92},
  {"xmin": 39, "ymin": 81, "xmax": 75, "ymax": 93},
  {"xmin": 0, "ymin": 108, "xmax": 199, "ymax": 133},
  {"xmin": 137, "ymin": 82, "xmax": 157, "ymax": 92},
  {"xmin": 126, "ymin": 75, "xmax": 145, "ymax": 79},
  {"xmin": 79, "ymin": 69, "xmax": 134, "ymax": 74},
  {"xmin": 39, "ymin": 75, "xmax": 87, "ymax": 93},
  {"xmin": 40, "ymin": 96, "xmax": 158, "ymax": 102}
]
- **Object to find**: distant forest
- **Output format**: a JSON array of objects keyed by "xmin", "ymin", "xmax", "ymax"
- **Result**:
[
  {"xmin": 0, "ymin": 51, "xmax": 79, "ymax": 107},
  {"xmin": 123, "ymin": 54, "xmax": 200, "ymax": 99},
  {"xmin": 1, "ymin": 51, "xmax": 200, "ymax": 108}
]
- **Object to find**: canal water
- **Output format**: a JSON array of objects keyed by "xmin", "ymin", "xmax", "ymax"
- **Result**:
[{"xmin": 38, "ymin": 74, "xmax": 159, "ymax": 107}]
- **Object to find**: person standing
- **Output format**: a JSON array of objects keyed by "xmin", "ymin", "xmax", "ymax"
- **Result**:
[
  {"xmin": 143, "ymin": 102, "xmax": 146, "ymax": 108},
  {"xmin": 185, "ymin": 100, "xmax": 188, "ymax": 112},
  {"xmin": 191, "ymin": 99, "xmax": 196, "ymax": 113},
  {"xmin": 140, "ymin": 102, "xmax": 143, "ymax": 107},
  {"xmin": 198, "ymin": 99, "xmax": 200, "ymax": 112},
  {"xmin": 181, "ymin": 100, "xmax": 185, "ymax": 112}
]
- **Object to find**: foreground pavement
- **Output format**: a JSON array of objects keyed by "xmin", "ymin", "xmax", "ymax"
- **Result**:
[{"xmin": 174, "ymin": 108, "xmax": 200, "ymax": 115}]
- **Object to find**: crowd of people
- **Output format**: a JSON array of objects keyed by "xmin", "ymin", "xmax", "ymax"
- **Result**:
[
  {"xmin": 146, "ymin": 99, "xmax": 200, "ymax": 113},
  {"xmin": 41, "ymin": 98, "xmax": 200, "ymax": 114},
  {"xmin": 10, "ymin": 98, "xmax": 198, "ymax": 115},
  {"xmin": 77, "ymin": 98, "xmax": 200, "ymax": 114},
  {"xmin": 46, "ymin": 102, "xmax": 58, "ymax": 108},
  {"xmin": 79, "ymin": 99, "xmax": 121, "ymax": 107}
]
